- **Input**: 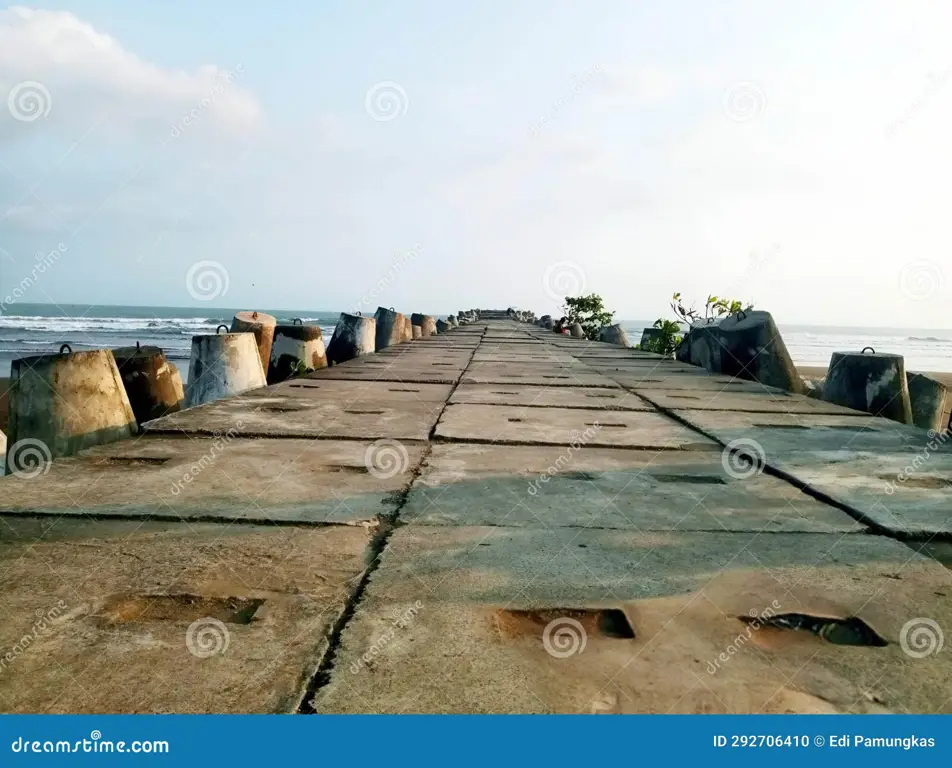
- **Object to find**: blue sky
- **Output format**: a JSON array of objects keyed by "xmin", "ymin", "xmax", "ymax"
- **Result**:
[{"xmin": 0, "ymin": 1, "xmax": 950, "ymax": 326}]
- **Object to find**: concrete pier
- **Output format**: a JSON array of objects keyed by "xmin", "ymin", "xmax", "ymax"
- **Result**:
[{"xmin": 0, "ymin": 319, "xmax": 949, "ymax": 713}]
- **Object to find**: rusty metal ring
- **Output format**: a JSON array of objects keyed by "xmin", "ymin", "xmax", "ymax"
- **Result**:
[
  {"xmin": 736, "ymin": 310, "xmax": 748, "ymax": 320},
  {"xmin": 292, "ymin": 318, "xmax": 303, "ymax": 325},
  {"xmin": 356, "ymin": 311, "xmax": 362, "ymax": 316},
  {"xmin": 59, "ymin": 343, "xmax": 72, "ymax": 354},
  {"xmin": 861, "ymin": 346, "xmax": 875, "ymax": 354},
  {"xmin": 216, "ymin": 324, "xmax": 229, "ymax": 334}
]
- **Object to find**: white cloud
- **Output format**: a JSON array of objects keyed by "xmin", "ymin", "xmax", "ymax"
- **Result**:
[{"xmin": 0, "ymin": 6, "xmax": 262, "ymax": 141}]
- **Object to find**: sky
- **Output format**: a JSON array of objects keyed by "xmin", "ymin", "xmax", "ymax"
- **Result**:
[{"xmin": 0, "ymin": 1, "xmax": 950, "ymax": 327}]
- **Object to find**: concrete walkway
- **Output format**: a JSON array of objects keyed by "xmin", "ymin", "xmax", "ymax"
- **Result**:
[{"xmin": 0, "ymin": 320, "xmax": 949, "ymax": 713}]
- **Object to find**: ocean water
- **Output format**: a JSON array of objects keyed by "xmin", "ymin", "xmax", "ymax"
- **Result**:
[{"xmin": 0, "ymin": 305, "xmax": 950, "ymax": 380}]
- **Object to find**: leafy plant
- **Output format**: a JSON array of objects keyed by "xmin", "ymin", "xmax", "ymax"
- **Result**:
[
  {"xmin": 641, "ymin": 318, "xmax": 682, "ymax": 357},
  {"xmin": 671, "ymin": 292, "xmax": 754, "ymax": 326},
  {"xmin": 562, "ymin": 293, "xmax": 615, "ymax": 341},
  {"xmin": 293, "ymin": 360, "xmax": 316, "ymax": 377}
]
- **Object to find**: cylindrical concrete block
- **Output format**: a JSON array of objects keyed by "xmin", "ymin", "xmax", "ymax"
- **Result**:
[
  {"xmin": 6, "ymin": 347, "xmax": 137, "ymax": 474},
  {"xmin": 823, "ymin": 348, "xmax": 913, "ymax": 424},
  {"xmin": 0, "ymin": 377, "xmax": 10, "ymax": 433},
  {"xmin": 436, "ymin": 319, "xmax": 450, "ymax": 333},
  {"xmin": 230, "ymin": 311, "xmax": 277, "ymax": 374},
  {"xmin": 716, "ymin": 311, "xmax": 803, "ymax": 393},
  {"xmin": 411, "ymin": 325, "xmax": 423, "ymax": 339},
  {"xmin": 112, "ymin": 344, "xmax": 182, "ymax": 425},
  {"xmin": 688, "ymin": 323, "xmax": 722, "ymax": 372},
  {"xmin": 570, "ymin": 323, "xmax": 585, "ymax": 339},
  {"xmin": 675, "ymin": 332, "xmax": 691, "ymax": 362},
  {"xmin": 186, "ymin": 330, "xmax": 266, "ymax": 408},
  {"xmin": 268, "ymin": 321, "xmax": 327, "ymax": 384},
  {"xmin": 447, "ymin": 315, "xmax": 458, "ymax": 328},
  {"xmin": 399, "ymin": 314, "xmax": 413, "ymax": 342},
  {"xmin": 640, "ymin": 328, "xmax": 663, "ymax": 350},
  {"xmin": 411, "ymin": 313, "xmax": 437, "ymax": 337},
  {"xmin": 598, "ymin": 324, "xmax": 630, "ymax": 347},
  {"xmin": 374, "ymin": 307, "xmax": 409, "ymax": 351},
  {"xmin": 327, "ymin": 313, "xmax": 376, "ymax": 364},
  {"xmin": 906, "ymin": 372, "xmax": 947, "ymax": 431},
  {"xmin": 169, "ymin": 364, "xmax": 185, "ymax": 406}
]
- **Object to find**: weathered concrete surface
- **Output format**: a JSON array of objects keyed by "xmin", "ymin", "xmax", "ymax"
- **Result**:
[
  {"xmin": 230, "ymin": 310, "xmax": 277, "ymax": 374},
  {"xmin": 0, "ymin": 517, "xmax": 369, "ymax": 713},
  {"xmin": 824, "ymin": 350, "xmax": 913, "ymax": 424},
  {"xmin": 112, "ymin": 345, "xmax": 182, "ymax": 425},
  {"xmin": 639, "ymin": 388, "xmax": 863, "ymax": 415},
  {"xmin": 267, "ymin": 323, "xmax": 327, "ymax": 384},
  {"xmin": 716, "ymin": 311, "xmax": 803, "ymax": 394},
  {"xmin": 146, "ymin": 379, "xmax": 450, "ymax": 440},
  {"xmin": 460, "ymin": 366, "xmax": 620, "ymax": 388},
  {"xmin": 767, "ymin": 448, "xmax": 952, "ymax": 537},
  {"xmin": 402, "ymin": 444, "xmax": 862, "ymax": 532},
  {"xmin": 907, "ymin": 372, "xmax": 950, "ymax": 432},
  {"xmin": 0, "ymin": 436, "xmax": 423, "ymax": 524},
  {"xmin": 621, "ymin": 376, "xmax": 784, "ymax": 392},
  {"xmin": 327, "ymin": 313, "xmax": 376, "ymax": 364},
  {"xmin": 373, "ymin": 307, "xmax": 409, "ymax": 351},
  {"xmin": 313, "ymin": 527, "xmax": 952, "ymax": 713},
  {"xmin": 185, "ymin": 332, "xmax": 267, "ymax": 408},
  {"xmin": 436, "ymin": 404, "xmax": 718, "ymax": 449},
  {"xmin": 449, "ymin": 384, "xmax": 652, "ymax": 410}
]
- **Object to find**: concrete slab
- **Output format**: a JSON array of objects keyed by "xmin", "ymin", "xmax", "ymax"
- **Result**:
[
  {"xmin": 675, "ymin": 409, "xmax": 947, "ymax": 455},
  {"xmin": 302, "ymin": 367, "xmax": 461, "ymax": 384},
  {"xmin": 145, "ymin": 380, "xmax": 451, "ymax": 440},
  {"xmin": 625, "ymin": 376, "xmax": 784, "ymax": 392},
  {"xmin": 449, "ymin": 384, "xmax": 652, "ymax": 410},
  {"xmin": 313, "ymin": 527, "xmax": 952, "ymax": 713},
  {"xmin": 769, "ymin": 449, "xmax": 952, "ymax": 537},
  {"xmin": 0, "ymin": 436, "xmax": 423, "ymax": 524},
  {"xmin": 460, "ymin": 368, "xmax": 620, "ymax": 388},
  {"xmin": 402, "ymin": 443, "xmax": 862, "ymax": 532},
  {"xmin": 0, "ymin": 517, "xmax": 369, "ymax": 713},
  {"xmin": 641, "ymin": 389, "xmax": 864, "ymax": 415},
  {"xmin": 435, "ymin": 404, "xmax": 718, "ymax": 449}
]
